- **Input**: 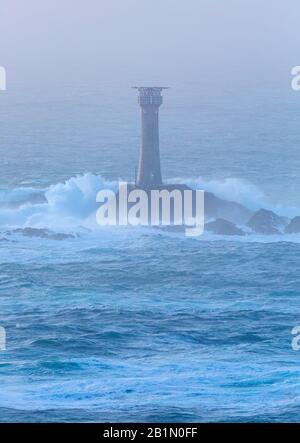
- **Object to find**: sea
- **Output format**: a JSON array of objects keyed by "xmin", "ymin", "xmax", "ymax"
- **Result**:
[{"xmin": 1, "ymin": 81, "xmax": 300, "ymax": 422}]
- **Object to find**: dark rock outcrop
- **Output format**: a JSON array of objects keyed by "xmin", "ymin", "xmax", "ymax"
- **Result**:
[
  {"xmin": 205, "ymin": 218, "xmax": 245, "ymax": 236},
  {"xmin": 126, "ymin": 184, "xmax": 253, "ymax": 226},
  {"xmin": 246, "ymin": 209, "xmax": 288, "ymax": 234},
  {"xmin": 285, "ymin": 216, "xmax": 300, "ymax": 234},
  {"xmin": 205, "ymin": 192, "xmax": 253, "ymax": 225},
  {"xmin": 8, "ymin": 228, "xmax": 75, "ymax": 240}
]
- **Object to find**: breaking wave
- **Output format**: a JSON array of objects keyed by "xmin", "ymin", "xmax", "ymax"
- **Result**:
[
  {"xmin": 0, "ymin": 174, "xmax": 117, "ymax": 234},
  {"xmin": 0, "ymin": 173, "xmax": 299, "ymax": 241},
  {"xmin": 173, "ymin": 177, "xmax": 300, "ymax": 218}
]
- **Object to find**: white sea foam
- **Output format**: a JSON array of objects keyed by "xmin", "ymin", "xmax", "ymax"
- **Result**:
[
  {"xmin": 0, "ymin": 173, "xmax": 118, "ymax": 232},
  {"xmin": 171, "ymin": 176, "xmax": 300, "ymax": 218},
  {"xmin": 0, "ymin": 173, "xmax": 299, "ymax": 242}
]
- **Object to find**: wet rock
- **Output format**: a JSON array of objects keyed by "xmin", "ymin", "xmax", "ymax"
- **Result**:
[
  {"xmin": 246, "ymin": 209, "xmax": 288, "ymax": 234},
  {"xmin": 127, "ymin": 184, "xmax": 253, "ymax": 225},
  {"xmin": 285, "ymin": 216, "xmax": 300, "ymax": 233},
  {"xmin": 205, "ymin": 192, "xmax": 253, "ymax": 225},
  {"xmin": 9, "ymin": 228, "xmax": 75, "ymax": 240},
  {"xmin": 205, "ymin": 218, "xmax": 245, "ymax": 236}
]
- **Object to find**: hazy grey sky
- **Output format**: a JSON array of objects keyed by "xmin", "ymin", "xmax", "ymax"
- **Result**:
[{"xmin": 1, "ymin": 0, "xmax": 300, "ymax": 90}]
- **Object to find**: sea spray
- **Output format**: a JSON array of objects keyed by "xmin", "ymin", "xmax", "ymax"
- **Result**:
[{"xmin": 0, "ymin": 173, "xmax": 299, "ymax": 238}]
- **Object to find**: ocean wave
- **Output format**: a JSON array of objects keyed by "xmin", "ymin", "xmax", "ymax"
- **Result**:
[
  {"xmin": 0, "ymin": 173, "xmax": 299, "ymax": 243},
  {"xmin": 0, "ymin": 173, "xmax": 117, "ymax": 233},
  {"xmin": 0, "ymin": 187, "xmax": 46, "ymax": 209},
  {"xmin": 171, "ymin": 176, "xmax": 300, "ymax": 218}
]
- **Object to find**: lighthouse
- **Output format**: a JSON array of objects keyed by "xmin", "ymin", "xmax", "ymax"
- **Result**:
[
  {"xmin": 107, "ymin": 87, "xmax": 205, "ymax": 231},
  {"xmin": 133, "ymin": 86, "xmax": 168, "ymax": 188}
]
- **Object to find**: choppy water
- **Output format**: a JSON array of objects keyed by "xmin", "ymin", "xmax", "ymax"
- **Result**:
[{"xmin": 1, "ymin": 83, "xmax": 300, "ymax": 422}]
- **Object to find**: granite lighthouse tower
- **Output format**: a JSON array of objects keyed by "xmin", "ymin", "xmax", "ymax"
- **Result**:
[{"xmin": 133, "ymin": 87, "xmax": 168, "ymax": 188}]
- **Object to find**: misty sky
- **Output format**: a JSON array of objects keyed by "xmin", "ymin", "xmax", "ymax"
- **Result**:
[{"xmin": 1, "ymin": 0, "xmax": 300, "ymax": 91}]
